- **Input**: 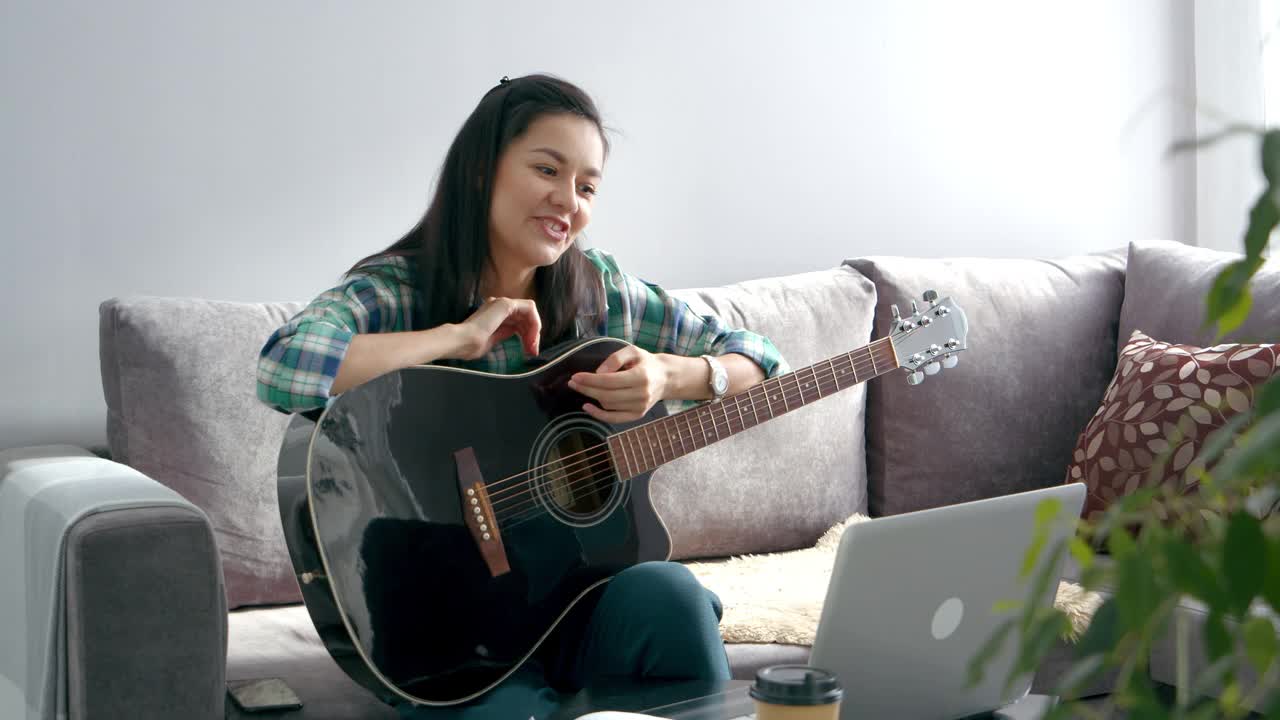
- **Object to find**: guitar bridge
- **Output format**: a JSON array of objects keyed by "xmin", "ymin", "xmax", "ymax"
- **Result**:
[{"xmin": 454, "ymin": 447, "xmax": 511, "ymax": 577}]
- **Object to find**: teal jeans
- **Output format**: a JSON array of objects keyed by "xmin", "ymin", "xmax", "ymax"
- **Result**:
[{"xmin": 397, "ymin": 561, "xmax": 730, "ymax": 719}]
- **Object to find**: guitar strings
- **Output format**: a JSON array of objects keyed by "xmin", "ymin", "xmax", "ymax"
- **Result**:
[
  {"xmin": 483, "ymin": 348, "xmax": 884, "ymax": 505},
  {"xmin": 487, "ymin": 350, "xmax": 885, "ymax": 523},
  {"xmin": 496, "ymin": 354, "xmax": 871, "ymax": 532},
  {"xmin": 482, "ymin": 340, "xmax": 892, "ymax": 504},
  {"xmin": 487, "ymin": 351, "xmax": 889, "ymax": 528}
]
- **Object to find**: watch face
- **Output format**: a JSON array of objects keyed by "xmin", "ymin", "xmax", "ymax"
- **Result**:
[{"xmin": 713, "ymin": 373, "xmax": 729, "ymax": 394}]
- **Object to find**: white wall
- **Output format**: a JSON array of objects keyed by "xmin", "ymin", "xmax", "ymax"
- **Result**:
[
  {"xmin": 1193, "ymin": 2, "xmax": 1266, "ymax": 253},
  {"xmin": 1, "ymin": 0, "xmax": 1197, "ymax": 450}
]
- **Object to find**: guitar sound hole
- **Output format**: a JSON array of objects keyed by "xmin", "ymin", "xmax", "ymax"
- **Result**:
[
  {"xmin": 527, "ymin": 422, "xmax": 627, "ymax": 525},
  {"xmin": 543, "ymin": 430, "xmax": 614, "ymax": 517}
]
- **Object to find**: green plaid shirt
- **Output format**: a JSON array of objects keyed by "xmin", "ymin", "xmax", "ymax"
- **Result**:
[{"xmin": 257, "ymin": 248, "xmax": 788, "ymax": 414}]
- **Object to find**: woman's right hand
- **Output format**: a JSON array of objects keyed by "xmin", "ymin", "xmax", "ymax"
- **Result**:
[{"xmin": 449, "ymin": 297, "xmax": 543, "ymax": 361}]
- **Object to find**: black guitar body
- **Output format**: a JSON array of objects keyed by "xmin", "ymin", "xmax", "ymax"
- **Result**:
[{"xmin": 276, "ymin": 337, "xmax": 672, "ymax": 706}]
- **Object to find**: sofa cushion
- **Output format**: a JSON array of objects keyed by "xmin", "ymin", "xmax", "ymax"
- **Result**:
[
  {"xmin": 666, "ymin": 265, "xmax": 876, "ymax": 559},
  {"xmin": 845, "ymin": 251, "xmax": 1126, "ymax": 516},
  {"xmin": 1119, "ymin": 239, "xmax": 1280, "ymax": 348},
  {"xmin": 227, "ymin": 605, "xmax": 397, "ymax": 719},
  {"xmin": 100, "ymin": 265, "xmax": 875, "ymax": 607},
  {"xmin": 100, "ymin": 297, "xmax": 305, "ymax": 609},
  {"xmin": 226, "ymin": 602, "xmax": 807, "ymax": 718},
  {"xmin": 1069, "ymin": 330, "xmax": 1280, "ymax": 523}
]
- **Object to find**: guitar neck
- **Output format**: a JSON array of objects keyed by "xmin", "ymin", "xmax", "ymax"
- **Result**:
[{"xmin": 606, "ymin": 338, "xmax": 899, "ymax": 478}]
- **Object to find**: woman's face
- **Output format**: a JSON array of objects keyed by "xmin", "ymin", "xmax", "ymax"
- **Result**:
[{"xmin": 488, "ymin": 113, "xmax": 604, "ymax": 272}]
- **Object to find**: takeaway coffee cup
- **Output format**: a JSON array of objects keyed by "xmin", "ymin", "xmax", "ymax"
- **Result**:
[{"xmin": 749, "ymin": 665, "xmax": 843, "ymax": 720}]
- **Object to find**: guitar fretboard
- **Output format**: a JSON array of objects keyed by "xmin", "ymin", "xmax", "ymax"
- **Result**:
[{"xmin": 607, "ymin": 338, "xmax": 897, "ymax": 479}]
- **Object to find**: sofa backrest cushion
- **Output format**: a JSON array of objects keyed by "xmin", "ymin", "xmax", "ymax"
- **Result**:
[
  {"xmin": 844, "ymin": 251, "xmax": 1126, "ymax": 516},
  {"xmin": 1119, "ymin": 239, "xmax": 1280, "ymax": 347},
  {"xmin": 98, "ymin": 265, "xmax": 875, "ymax": 606},
  {"xmin": 100, "ymin": 297, "xmax": 304, "ymax": 609},
  {"xmin": 666, "ymin": 265, "xmax": 876, "ymax": 559}
]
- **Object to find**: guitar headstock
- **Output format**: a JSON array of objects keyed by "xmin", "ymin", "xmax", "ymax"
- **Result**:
[{"xmin": 887, "ymin": 291, "xmax": 969, "ymax": 386}]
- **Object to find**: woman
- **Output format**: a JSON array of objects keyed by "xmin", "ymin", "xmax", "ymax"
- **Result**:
[{"xmin": 257, "ymin": 73, "xmax": 787, "ymax": 719}]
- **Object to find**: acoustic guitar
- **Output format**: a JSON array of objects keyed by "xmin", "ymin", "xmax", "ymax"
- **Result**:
[{"xmin": 275, "ymin": 291, "xmax": 969, "ymax": 706}]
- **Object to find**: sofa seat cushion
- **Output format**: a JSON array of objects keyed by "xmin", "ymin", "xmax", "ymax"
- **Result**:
[
  {"xmin": 844, "ymin": 251, "xmax": 1126, "ymax": 516},
  {"xmin": 227, "ymin": 604, "xmax": 398, "ymax": 719},
  {"xmin": 226, "ymin": 603, "xmax": 808, "ymax": 716}
]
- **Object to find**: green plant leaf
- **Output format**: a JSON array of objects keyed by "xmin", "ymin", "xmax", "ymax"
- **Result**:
[
  {"xmin": 1077, "ymin": 596, "xmax": 1120, "ymax": 657},
  {"xmin": 1205, "ymin": 259, "xmax": 1259, "ymax": 338},
  {"xmin": 1259, "ymin": 375, "xmax": 1280, "ymax": 418},
  {"xmin": 1213, "ymin": 411, "xmax": 1280, "ymax": 481},
  {"xmin": 1021, "ymin": 544, "xmax": 1066, "ymax": 632},
  {"xmin": 1224, "ymin": 511, "xmax": 1268, "ymax": 617},
  {"xmin": 1266, "ymin": 533, "xmax": 1280, "ymax": 615},
  {"xmin": 1118, "ymin": 487, "xmax": 1159, "ymax": 514},
  {"xmin": 967, "ymin": 618, "xmax": 1012, "ymax": 688},
  {"xmin": 1205, "ymin": 611, "xmax": 1232, "ymax": 662},
  {"xmin": 992, "ymin": 598, "xmax": 1022, "ymax": 614},
  {"xmin": 1194, "ymin": 411, "xmax": 1256, "ymax": 472},
  {"xmin": 1167, "ymin": 125, "xmax": 1260, "ymax": 157},
  {"xmin": 1116, "ymin": 548, "xmax": 1162, "ymax": 630},
  {"xmin": 1021, "ymin": 530, "xmax": 1048, "ymax": 581},
  {"xmin": 1164, "ymin": 536, "xmax": 1226, "ymax": 607},
  {"xmin": 1007, "ymin": 609, "xmax": 1070, "ymax": 697},
  {"xmin": 1244, "ymin": 192, "xmax": 1280, "ymax": 260},
  {"xmin": 1220, "ymin": 681, "xmax": 1244, "ymax": 715},
  {"xmin": 1243, "ymin": 615, "xmax": 1278, "ymax": 675},
  {"xmin": 1036, "ymin": 497, "xmax": 1064, "ymax": 526},
  {"xmin": 1180, "ymin": 701, "xmax": 1227, "ymax": 720},
  {"xmin": 1069, "ymin": 536, "xmax": 1095, "ymax": 571},
  {"xmin": 1021, "ymin": 498, "xmax": 1064, "ymax": 580},
  {"xmin": 1261, "ymin": 129, "xmax": 1280, "ymax": 185},
  {"xmin": 1109, "ymin": 526, "xmax": 1136, "ymax": 558}
]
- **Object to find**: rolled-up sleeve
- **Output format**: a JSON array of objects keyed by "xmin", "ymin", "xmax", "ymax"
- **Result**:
[
  {"xmin": 256, "ymin": 262, "xmax": 414, "ymax": 414},
  {"xmin": 590, "ymin": 249, "xmax": 789, "ymax": 379}
]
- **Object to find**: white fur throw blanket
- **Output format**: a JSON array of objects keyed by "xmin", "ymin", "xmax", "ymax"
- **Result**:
[{"xmin": 684, "ymin": 514, "xmax": 1102, "ymax": 646}]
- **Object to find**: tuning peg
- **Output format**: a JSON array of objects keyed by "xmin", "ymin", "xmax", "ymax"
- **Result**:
[
  {"xmin": 907, "ymin": 370, "xmax": 925, "ymax": 386},
  {"xmin": 924, "ymin": 290, "xmax": 938, "ymax": 306},
  {"xmin": 924, "ymin": 361, "xmax": 941, "ymax": 376},
  {"xmin": 891, "ymin": 304, "xmax": 901, "ymax": 323},
  {"xmin": 910, "ymin": 300, "xmax": 920, "ymax": 316},
  {"xmin": 943, "ymin": 354, "xmax": 959, "ymax": 369}
]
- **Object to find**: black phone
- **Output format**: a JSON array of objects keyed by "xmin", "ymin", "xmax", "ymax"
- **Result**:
[{"xmin": 226, "ymin": 678, "xmax": 303, "ymax": 713}]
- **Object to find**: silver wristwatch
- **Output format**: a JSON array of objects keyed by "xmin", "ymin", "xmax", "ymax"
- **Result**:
[{"xmin": 701, "ymin": 354, "xmax": 729, "ymax": 401}]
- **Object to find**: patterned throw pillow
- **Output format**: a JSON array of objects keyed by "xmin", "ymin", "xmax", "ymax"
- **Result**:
[{"xmin": 1068, "ymin": 330, "xmax": 1280, "ymax": 522}]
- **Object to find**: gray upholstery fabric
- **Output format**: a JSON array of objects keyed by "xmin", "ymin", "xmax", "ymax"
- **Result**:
[
  {"xmin": 1, "ymin": 445, "xmax": 225, "ymax": 720},
  {"xmin": 227, "ymin": 606, "xmax": 397, "ymax": 720},
  {"xmin": 100, "ymin": 296, "xmax": 305, "ymax": 609},
  {"xmin": 724, "ymin": 643, "xmax": 811, "ymax": 681},
  {"xmin": 845, "ymin": 252, "xmax": 1126, "ymax": 516},
  {"xmin": 225, "ymin": 595, "xmax": 809, "ymax": 717},
  {"xmin": 1119, "ymin": 239, "xmax": 1280, "ymax": 347},
  {"xmin": 664, "ymin": 266, "xmax": 876, "ymax": 559},
  {"xmin": 66, "ymin": 506, "xmax": 227, "ymax": 720}
]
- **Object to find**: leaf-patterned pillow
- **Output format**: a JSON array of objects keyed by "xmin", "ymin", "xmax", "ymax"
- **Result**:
[{"xmin": 1068, "ymin": 329, "xmax": 1280, "ymax": 524}]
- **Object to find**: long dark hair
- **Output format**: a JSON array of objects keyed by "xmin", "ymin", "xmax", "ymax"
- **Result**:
[{"xmin": 350, "ymin": 73, "xmax": 610, "ymax": 348}]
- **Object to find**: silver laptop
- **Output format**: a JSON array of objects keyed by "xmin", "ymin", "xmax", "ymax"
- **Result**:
[{"xmin": 806, "ymin": 483, "xmax": 1087, "ymax": 720}]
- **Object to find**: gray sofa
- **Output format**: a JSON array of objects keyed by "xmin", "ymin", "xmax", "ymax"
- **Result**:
[{"xmin": 4, "ymin": 239, "xmax": 1276, "ymax": 719}]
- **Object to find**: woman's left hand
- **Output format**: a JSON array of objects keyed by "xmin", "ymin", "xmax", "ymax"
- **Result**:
[{"xmin": 568, "ymin": 346, "xmax": 669, "ymax": 423}]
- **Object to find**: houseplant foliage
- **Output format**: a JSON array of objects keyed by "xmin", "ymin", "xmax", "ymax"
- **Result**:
[{"xmin": 971, "ymin": 129, "xmax": 1280, "ymax": 719}]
